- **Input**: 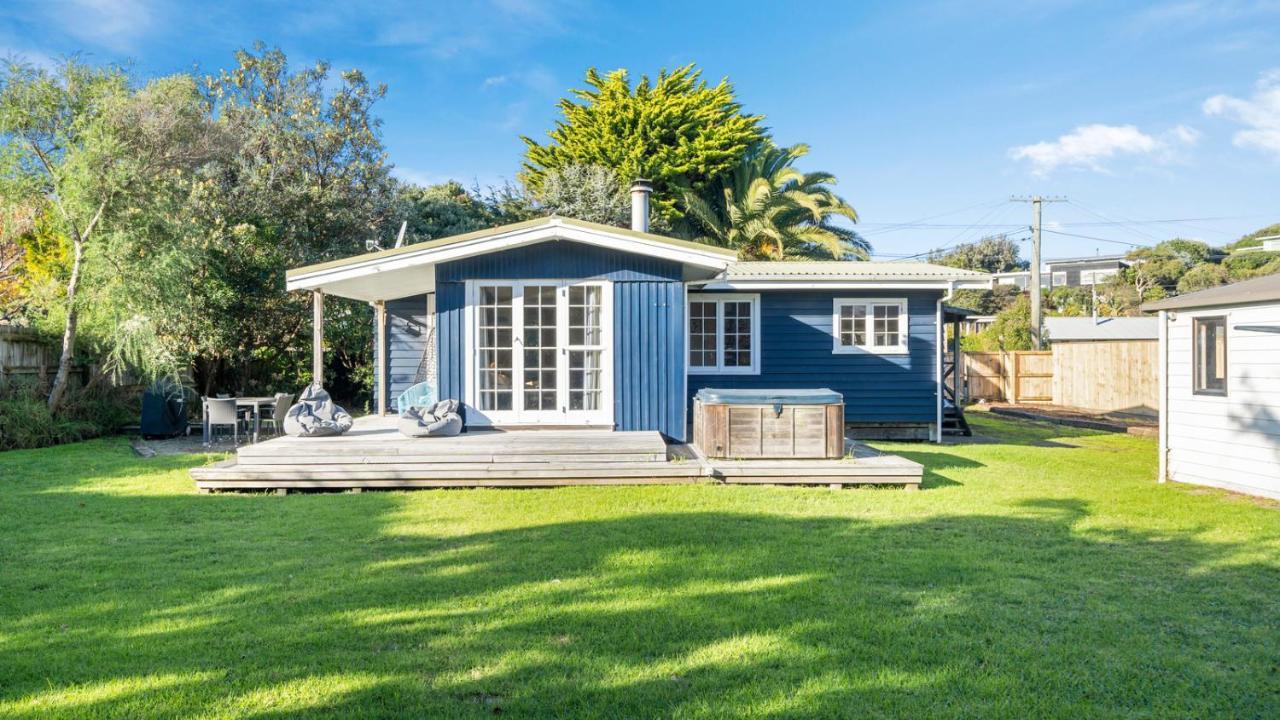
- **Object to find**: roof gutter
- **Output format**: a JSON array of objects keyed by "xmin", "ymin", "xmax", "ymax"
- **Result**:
[{"xmin": 689, "ymin": 278, "xmax": 989, "ymax": 291}]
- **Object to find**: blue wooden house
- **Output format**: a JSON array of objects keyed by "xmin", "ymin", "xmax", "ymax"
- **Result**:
[{"xmin": 286, "ymin": 192, "xmax": 988, "ymax": 444}]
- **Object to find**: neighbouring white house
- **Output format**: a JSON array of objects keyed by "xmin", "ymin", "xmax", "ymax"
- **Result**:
[{"xmin": 1143, "ymin": 273, "xmax": 1280, "ymax": 500}]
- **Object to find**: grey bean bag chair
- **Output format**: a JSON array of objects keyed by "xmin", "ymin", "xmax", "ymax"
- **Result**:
[
  {"xmin": 283, "ymin": 384, "xmax": 354, "ymax": 438},
  {"xmin": 398, "ymin": 399, "xmax": 463, "ymax": 438}
]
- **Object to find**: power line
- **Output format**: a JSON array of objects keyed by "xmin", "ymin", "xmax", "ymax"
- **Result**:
[
  {"xmin": 1042, "ymin": 228, "xmax": 1145, "ymax": 248},
  {"xmin": 857, "ymin": 198, "xmax": 1008, "ymax": 237},
  {"xmin": 1065, "ymin": 199, "xmax": 1162, "ymax": 242}
]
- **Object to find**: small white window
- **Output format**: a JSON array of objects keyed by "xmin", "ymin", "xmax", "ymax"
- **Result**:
[
  {"xmin": 833, "ymin": 298, "xmax": 908, "ymax": 354},
  {"xmin": 688, "ymin": 294, "xmax": 760, "ymax": 374}
]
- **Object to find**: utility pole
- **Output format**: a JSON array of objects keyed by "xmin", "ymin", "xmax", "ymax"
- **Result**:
[{"xmin": 1011, "ymin": 195, "xmax": 1065, "ymax": 349}]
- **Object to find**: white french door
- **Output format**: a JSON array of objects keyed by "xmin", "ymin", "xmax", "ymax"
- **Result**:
[{"xmin": 466, "ymin": 280, "xmax": 612, "ymax": 426}]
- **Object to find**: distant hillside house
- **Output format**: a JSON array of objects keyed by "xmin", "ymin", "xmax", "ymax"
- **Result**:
[{"xmin": 988, "ymin": 253, "xmax": 1130, "ymax": 292}]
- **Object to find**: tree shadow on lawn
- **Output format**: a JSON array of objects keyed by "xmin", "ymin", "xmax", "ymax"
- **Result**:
[
  {"xmin": 2, "ymin": 470, "xmax": 1278, "ymax": 718},
  {"xmin": 878, "ymin": 450, "xmax": 983, "ymax": 489}
]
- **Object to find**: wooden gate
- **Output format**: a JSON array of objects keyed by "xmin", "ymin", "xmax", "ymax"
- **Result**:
[{"xmin": 962, "ymin": 351, "xmax": 1053, "ymax": 403}]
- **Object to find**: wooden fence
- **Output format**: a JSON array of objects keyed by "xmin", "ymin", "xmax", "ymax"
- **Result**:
[
  {"xmin": 963, "ymin": 351, "xmax": 1053, "ymax": 403},
  {"xmin": 1051, "ymin": 340, "xmax": 1158, "ymax": 414},
  {"xmin": 0, "ymin": 327, "xmax": 86, "ymax": 389},
  {"xmin": 962, "ymin": 341, "xmax": 1157, "ymax": 414}
]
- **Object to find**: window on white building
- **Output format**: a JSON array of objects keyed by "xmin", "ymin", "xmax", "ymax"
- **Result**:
[{"xmin": 1193, "ymin": 316, "xmax": 1227, "ymax": 395}]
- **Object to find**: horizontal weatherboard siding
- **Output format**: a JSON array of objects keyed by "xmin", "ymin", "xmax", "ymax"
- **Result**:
[
  {"xmin": 1163, "ymin": 303, "xmax": 1280, "ymax": 499},
  {"xmin": 687, "ymin": 290, "xmax": 941, "ymax": 424},
  {"xmin": 376, "ymin": 295, "xmax": 432, "ymax": 411}
]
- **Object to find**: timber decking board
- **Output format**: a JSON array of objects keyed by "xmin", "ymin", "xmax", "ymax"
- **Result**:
[{"xmin": 192, "ymin": 416, "xmax": 924, "ymax": 491}]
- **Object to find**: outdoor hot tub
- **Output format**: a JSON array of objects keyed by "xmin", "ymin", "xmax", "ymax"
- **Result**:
[{"xmin": 693, "ymin": 388, "xmax": 845, "ymax": 459}]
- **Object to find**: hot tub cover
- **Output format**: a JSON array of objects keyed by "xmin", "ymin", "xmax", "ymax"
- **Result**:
[{"xmin": 694, "ymin": 388, "xmax": 843, "ymax": 405}]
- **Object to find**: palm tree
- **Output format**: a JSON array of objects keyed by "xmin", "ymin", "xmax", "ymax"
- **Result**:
[{"xmin": 679, "ymin": 142, "xmax": 869, "ymax": 260}]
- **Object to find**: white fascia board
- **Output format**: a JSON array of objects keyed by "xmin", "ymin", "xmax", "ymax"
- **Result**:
[
  {"xmin": 692, "ymin": 279, "xmax": 988, "ymax": 291},
  {"xmin": 287, "ymin": 220, "xmax": 732, "ymax": 293}
]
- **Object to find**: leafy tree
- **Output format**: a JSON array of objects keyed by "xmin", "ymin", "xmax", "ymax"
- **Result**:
[
  {"xmin": 962, "ymin": 294, "xmax": 1034, "ymax": 351},
  {"xmin": 1047, "ymin": 286, "xmax": 1094, "ymax": 316},
  {"xmin": 397, "ymin": 181, "xmax": 496, "ymax": 242},
  {"xmin": 531, "ymin": 164, "xmax": 631, "ymax": 228},
  {"xmin": 679, "ymin": 142, "xmax": 867, "ymax": 260},
  {"xmin": 931, "ymin": 236, "xmax": 1028, "ymax": 273},
  {"xmin": 521, "ymin": 65, "xmax": 765, "ymax": 224},
  {"xmin": 1121, "ymin": 239, "xmax": 1212, "ymax": 300},
  {"xmin": 0, "ymin": 60, "xmax": 220, "ymax": 410},
  {"xmin": 950, "ymin": 285, "xmax": 1021, "ymax": 316},
  {"xmin": 0, "ymin": 201, "xmax": 39, "ymax": 322},
  {"xmin": 1177, "ymin": 262, "xmax": 1229, "ymax": 293}
]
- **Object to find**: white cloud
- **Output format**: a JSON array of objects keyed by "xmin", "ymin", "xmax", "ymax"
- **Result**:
[
  {"xmin": 41, "ymin": 0, "xmax": 156, "ymax": 52},
  {"xmin": 1009, "ymin": 123, "xmax": 1199, "ymax": 175},
  {"xmin": 1203, "ymin": 68, "xmax": 1280, "ymax": 156}
]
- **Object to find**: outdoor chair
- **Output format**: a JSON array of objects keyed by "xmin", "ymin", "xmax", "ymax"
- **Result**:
[
  {"xmin": 398, "ymin": 398, "xmax": 463, "ymax": 438},
  {"xmin": 283, "ymin": 384, "xmax": 353, "ymax": 437},
  {"xmin": 259, "ymin": 392, "xmax": 293, "ymax": 436},
  {"xmin": 204, "ymin": 397, "xmax": 242, "ymax": 445}
]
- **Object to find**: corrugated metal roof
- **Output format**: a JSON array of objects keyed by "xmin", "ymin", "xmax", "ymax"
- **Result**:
[
  {"xmin": 1141, "ymin": 273, "xmax": 1280, "ymax": 311},
  {"xmin": 722, "ymin": 261, "xmax": 987, "ymax": 280},
  {"xmin": 1045, "ymin": 316, "xmax": 1158, "ymax": 341}
]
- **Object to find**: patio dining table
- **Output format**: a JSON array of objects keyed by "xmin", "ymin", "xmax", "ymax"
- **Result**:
[{"xmin": 202, "ymin": 396, "xmax": 279, "ymax": 446}]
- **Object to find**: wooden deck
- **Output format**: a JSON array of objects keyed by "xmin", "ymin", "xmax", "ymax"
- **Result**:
[{"xmin": 191, "ymin": 416, "xmax": 923, "ymax": 492}]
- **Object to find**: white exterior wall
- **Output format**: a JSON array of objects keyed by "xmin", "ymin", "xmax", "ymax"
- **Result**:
[{"xmin": 1160, "ymin": 301, "xmax": 1280, "ymax": 499}]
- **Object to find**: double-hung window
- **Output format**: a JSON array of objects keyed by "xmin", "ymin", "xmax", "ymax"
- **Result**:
[
  {"xmin": 688, "ymin": 293, "xmax": 760, "ymax": 374},
  {"xmin": 1192, "ymin": 316, "xmax": 1227, "ymax": 395},
  {"xmin": 833, "ymin": 298, "xmax": 908, "ymax": 354}
]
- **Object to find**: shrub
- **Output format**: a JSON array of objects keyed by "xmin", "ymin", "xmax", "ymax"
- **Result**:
[{"xmin": 0, "ymin": 379, "xmax": 136, "ymax": 451}]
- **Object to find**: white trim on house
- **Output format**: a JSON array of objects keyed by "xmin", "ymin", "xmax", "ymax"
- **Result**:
[
  {"xmin": 686, "ymin": 293, "xmax": 761, "ymax": 376},
  {"xmin": 693, "ymin": 279, "xmax": 991, "ymax": 292},
  {"xmin": 462, "ymin": 279, "xmax": 614, "ymax": 428},
  {"xmin": 287, "ymin": 218, "xmax": 734, "ymax": 302},
  {"xmin": 831, "ymin": 298, "xmax": 909, "ymax": 355}
]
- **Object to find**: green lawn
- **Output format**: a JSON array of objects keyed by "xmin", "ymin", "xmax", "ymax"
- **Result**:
[{"xmin": 2, "ymin": 414, "xmax": 1278, "ymax": 719}]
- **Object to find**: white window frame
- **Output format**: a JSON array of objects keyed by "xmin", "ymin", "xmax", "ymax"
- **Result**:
[
  {"xmin": 462, "ymin": 279, "xmax": 614, "ymax": 427},
  {"xmin": 832, "ymin": 298, "xmax": 909, "ymax": 355},
  {"xmin": 687, "ymin": 293, "xmax": 761, "ymax": 375}
]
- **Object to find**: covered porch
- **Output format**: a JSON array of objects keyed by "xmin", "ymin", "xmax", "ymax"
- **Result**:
[{"xmin": 191, "ymin": 415, "xmax": 924, "ymax": 492}]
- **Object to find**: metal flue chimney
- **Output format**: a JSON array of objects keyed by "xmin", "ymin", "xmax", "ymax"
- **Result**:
[{"xmin": 630, "ymin": 179, "xmax": 652, "ymax": 233}]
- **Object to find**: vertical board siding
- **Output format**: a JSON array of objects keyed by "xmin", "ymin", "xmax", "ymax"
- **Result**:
[
  {"xmin": 429, "ymin": 240, "xmax": 687, "ymax": 440},
  {"xmin": 435, "ymin": 241, "xmax": 683, "ymax": 283},
  {"xmin": 613, "ymin": 280, "xmax": 686, "ymax": 440},
  {"xmin": 436, "ymin": 281, "xmax": 466, "ymax": 410},
  {"xmin": 1164, "ymin": 303, "xmax": 1280, "ymax": 499},
  {"xmin": 687, "ymin": 290, "xmax": 941, "ymax": 424}
]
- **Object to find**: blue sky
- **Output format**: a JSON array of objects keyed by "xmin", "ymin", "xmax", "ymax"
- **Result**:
[{"xmin": 3, "ymin": 0, "xmax": 1278, "ymax": 260}]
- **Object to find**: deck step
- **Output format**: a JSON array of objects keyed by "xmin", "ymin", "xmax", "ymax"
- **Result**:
[
  {"xmin": 192, "ymin": 461, "xmax": 704, "ymax": 482},
  {"xmin": 238, "ymin": 452, "xmax": 668, "ymax": 465}
]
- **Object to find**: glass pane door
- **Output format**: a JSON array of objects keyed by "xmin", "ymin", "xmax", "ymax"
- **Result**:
[
  {"xmin": 476, "ymin": 285, "xmax": 513, "ymax": 412},
  {"xmin": 520, "ymin": 285, "xmax": 560, "ymax": 420},
  {"xmin": 470, "ymin": 280, "xmax": 610, "ymax": 426},
  {"xmin": 566, "ymin": 284, "xmax": 605, "ymax": 416}
]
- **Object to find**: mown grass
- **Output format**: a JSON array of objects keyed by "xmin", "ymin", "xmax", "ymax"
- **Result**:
[{"xmin": 1, "ymin": 414, "xmax": 1277, "ymax": 718}]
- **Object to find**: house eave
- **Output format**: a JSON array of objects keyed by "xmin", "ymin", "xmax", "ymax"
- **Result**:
[
  {"xmin": 285, "ymin": 218, "xmax": 735, "ymax": 301},
  {"xmin": 691, "ymin": 278, "xmax": 991, "ymax": 291}
]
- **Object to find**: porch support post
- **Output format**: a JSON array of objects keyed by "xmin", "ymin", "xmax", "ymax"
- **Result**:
[
  {"xmin": 374, "ymin": 300, "xmax": 387, "ymax": 415},
  {"xmin": 952, "ymin": 317, "xmax": 962, "ymax": 403},
  {"xmin": 312, "ymin": 290, "xmax": 324, "ymax": 388}
]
